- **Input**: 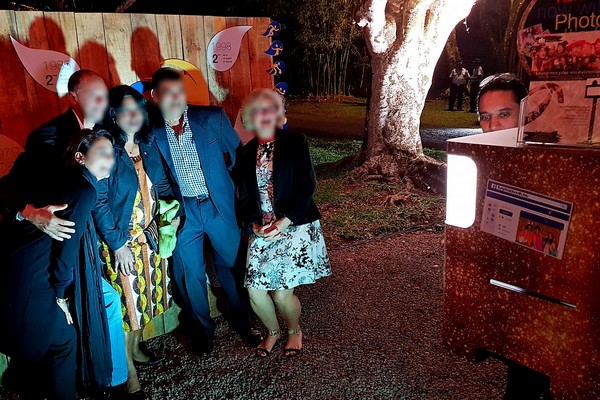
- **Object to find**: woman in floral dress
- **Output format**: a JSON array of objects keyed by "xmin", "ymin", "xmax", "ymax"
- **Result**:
[{"xmin": 235, "ymin": 89, "xmax": 331, "ymax": 358}]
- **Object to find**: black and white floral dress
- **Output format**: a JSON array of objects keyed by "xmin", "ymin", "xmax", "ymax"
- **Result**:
[{"xmin": 244, "ymin": 141, "xmax": 331, "ymax": 290}]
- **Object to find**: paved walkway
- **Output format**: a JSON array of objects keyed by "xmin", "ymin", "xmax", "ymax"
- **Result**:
[{"xmin": 135, "ymin": 233, "xmax": 506, "ymax": 399}]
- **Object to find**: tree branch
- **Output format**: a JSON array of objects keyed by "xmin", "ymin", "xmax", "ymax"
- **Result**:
[
  {"xmin": 116, "ymin": 0, "xmax": 137, "ymax": 12},
  {"xmin": 355, "ymin": 0, "xmax": 397, "ymax": 55}
]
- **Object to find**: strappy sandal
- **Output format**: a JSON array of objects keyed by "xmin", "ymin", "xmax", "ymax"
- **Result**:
[
  {"xmin": 255, "ymin": 329, "xmax": 280, "ymax": 358},
  {"xmin": 284, "ymin": 327, "xmax": 303, "ymax": 357}
]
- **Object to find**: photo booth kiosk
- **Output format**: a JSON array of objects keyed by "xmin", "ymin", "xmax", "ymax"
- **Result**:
[{"xmin": 443, "ymin": 129, "xmax": 600, "ymax": 399}]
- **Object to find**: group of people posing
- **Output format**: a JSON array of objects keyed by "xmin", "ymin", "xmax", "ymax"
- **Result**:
[
  {"xmin": 0, "ymin": 67, "xmax": 331, "ymax": 399},
  {"xmin": 517, "ymin": 223, "xmax": 557, "ymax": 256}
]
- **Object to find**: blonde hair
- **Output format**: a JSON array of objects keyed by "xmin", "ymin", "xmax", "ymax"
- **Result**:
[{"xmin": 240, "ymin": 88, "xmax": 286, "ymax": 131}]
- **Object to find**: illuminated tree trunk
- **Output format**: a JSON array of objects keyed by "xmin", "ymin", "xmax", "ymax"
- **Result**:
[{"xmin": 354, "ymin": 0, "xmax": 476, "ymax": 191}]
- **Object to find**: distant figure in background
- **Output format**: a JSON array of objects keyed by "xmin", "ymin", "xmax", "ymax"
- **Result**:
[
  {"xmin": 448, "ymin": 61, "xmax": 470, "ymax": 111},
  {"xmin": 477, "ymin": 73, "xmax": 528, "ymax": 133},
  {"xmin": 469, "ymin": 59, "xmax": 484, "ymax": 113},
  {"xmin": 235, "ymin": 89, "xmax": 331, "ymax": 358}
]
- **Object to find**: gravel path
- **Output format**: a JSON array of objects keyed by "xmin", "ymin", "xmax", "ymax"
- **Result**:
[
  {"xmin": 133, "ymin": 232, "xmax": 506, "ymax": 399},
  {"xmin": 0, "ymin": 233, "xmax": 506, "ymax": 399}
]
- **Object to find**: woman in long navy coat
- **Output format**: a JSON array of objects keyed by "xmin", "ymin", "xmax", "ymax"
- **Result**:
[{"xmin": 0, "ymin": 129, "xmax": 116, "ymax": 399}]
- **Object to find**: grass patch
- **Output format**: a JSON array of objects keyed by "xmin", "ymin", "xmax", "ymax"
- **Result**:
[
  {"xmin": 420, "ymin": 99, "xmax": 478, "ymax": 129},
  {"xmin": 308, "ymin": 138, "xmax": 362, "ymax": 166},
  {"xmin": 424, "ymin": 147, "xmax": 447, "ymax": 162},
  {"xmin": 289, "ymin": 98, "xmax": 477, "ymax": 131},
  {"xmin": 308, "ymin": 137, "xmax": 445, "ymax": 245},
  {"xmin": 318, "ymin": 181, "xmax": 445, "ymax": 244},
  {"xmin": 288, "ymin": 99, "xmax": 366, "ymax": 122}
]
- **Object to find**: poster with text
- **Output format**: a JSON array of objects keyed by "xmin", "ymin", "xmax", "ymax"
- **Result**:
[{"xmin": 518, "ymin": 0, "xmax": 600, "ymax": 80}]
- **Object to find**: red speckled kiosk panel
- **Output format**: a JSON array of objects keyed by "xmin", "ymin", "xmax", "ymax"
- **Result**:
[{"xmin": 443, "ymin": 130, "xmax": 600, "ymax": 399}]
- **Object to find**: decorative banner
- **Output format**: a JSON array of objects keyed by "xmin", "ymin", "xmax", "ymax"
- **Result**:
[
  {"xmin": 163, "ymin": 59, "xmax": 210, "ymax": 105},
  {"xmin": 267, "ymin": 60, "xmax": 285, "ymax": 76},
  {"xmin": 207, "ymin": 26, "xmax": 252, "ymax": 72},
  {"xmin": 518, "ymin": 0, "xmax": 600, "ymax": 81},
  {"xmin": 11, "ymin": 36, "xmax": 79, "ymax": 95},
  {"xmin": 261, "ymin": 20, "xmax": 281, "ymax": 38},
  {"xmin": 264, "ymin": 40, "xmax": 283, "ymax": 56},
  {"xmin": 0, "ymin": 134, "xmax": 23, "ymax": 177},
  {"xmin": 274, "ymin": 82, "xmax": 289, "ymax": 96}
]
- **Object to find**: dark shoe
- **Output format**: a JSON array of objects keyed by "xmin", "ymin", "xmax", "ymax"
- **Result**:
[
  {"xmin": 133, "ymin": 354, "xmax": 163, "ymax": 367},
  {"xmin": 255, "ymin": 329, "xmax": 280, "ymax": 358},
  {"xmin": 192, "ymin": 335, "xmax": 215, "ymax": 355},
  {"xmin": 128, "ymin": 390, "xmax": 148, "ymax": 400},
  {"xmin": 284, "ymin": 327, "xmax": 303, "ymax": 358},
  {"xmin": 133, "ymin": 342, "xmax": 164, "ymax": 367},
  {"xmin": 240, "ymin": 329, "xmax": 263, "ymax": 347},
  {"xmin": 94, "ymin": 384, "xmax": 135, "ymax": 400}
]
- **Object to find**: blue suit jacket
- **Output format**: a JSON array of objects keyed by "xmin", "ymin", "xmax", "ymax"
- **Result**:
[{"xmin": 152, "ymin": 105, "xmax": 241, "ymax": 228}]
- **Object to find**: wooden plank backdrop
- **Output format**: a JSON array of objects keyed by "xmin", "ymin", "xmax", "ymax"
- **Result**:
[{"xmin": 0, "ymin": 10, "xmax": 274, "ymax": 147}]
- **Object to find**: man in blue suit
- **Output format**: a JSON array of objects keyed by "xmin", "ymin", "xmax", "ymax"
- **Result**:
[{"xmin": 150, "ymin": 68, "xmax": 256, "ymax": 354}]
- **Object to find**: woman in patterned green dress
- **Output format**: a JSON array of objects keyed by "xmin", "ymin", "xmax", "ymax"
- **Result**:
[{"xmin": 97, "ymin": 85, "xmax": 179, "ymax": 396}]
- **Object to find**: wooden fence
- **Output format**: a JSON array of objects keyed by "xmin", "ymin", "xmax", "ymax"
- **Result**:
[{"xmin": 0, "ymin": 10, "xmax": 273, "ymax": 149}]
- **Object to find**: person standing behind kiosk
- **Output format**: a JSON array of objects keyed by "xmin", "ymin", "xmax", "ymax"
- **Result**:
[{"xmin": 477, "ymin": 73, "xmax": 528, "ymax": 133}]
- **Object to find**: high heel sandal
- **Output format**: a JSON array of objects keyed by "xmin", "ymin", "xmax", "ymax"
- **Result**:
[
  {"xmin": 255, "ymin": 329, "xmax": 280, "ymax": 358},
  {"xmin": 284, "ymin": 327, "xmax": 303, "ymax": 358}
]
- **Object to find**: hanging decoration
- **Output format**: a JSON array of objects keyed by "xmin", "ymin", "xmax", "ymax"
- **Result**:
[
  {"xmin": 264, "ymin": 40, "xmax": 284, "ymax": 56},
  {"xmin": 261, "ymin": 20, "xmax": 281, "ymax": 38},
  {"xmin": 274, "ymin": 82, "xmax": 288, "ymax": 96},
  {"xmin": 10, "ymin": 36, "xmax": 79, "ymax": 95},
  {"xmin": 207, "ymin": 25, "xmax": 253, "ymax": 72},
  {"xmin": 267, "ymin": 60, "xmax": 285, "ymax": 76}
]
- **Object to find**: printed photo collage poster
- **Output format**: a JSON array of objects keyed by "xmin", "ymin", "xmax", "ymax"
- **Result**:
[{"xmin": 517, "ymin": 0, "xmax": 600, "ymax": 146}]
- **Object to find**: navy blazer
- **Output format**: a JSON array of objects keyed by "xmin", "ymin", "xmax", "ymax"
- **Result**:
[
  {"xmin": 0, "ymin": 109, "xmax": 81, "ymax": 219},
  {"xmin": 152, "ymin": 105, "xmax": 241, "ymax": 227},
  {"xmin": 235, "ymin": 130, "xmax": 321, "ymax": 229},
  {"xmin": 93, "ymin": 139, "xmax": 178, "ymax": 251},
  {"xmin": 0, "ymin": 168, "xmax": 97, "ymax": 359}
]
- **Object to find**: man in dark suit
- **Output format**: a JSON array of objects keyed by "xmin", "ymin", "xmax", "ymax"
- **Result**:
[
  {"xmin": 150, "ymin": 67, "xmax": 257, "ymax": 354},
  {"xmin": 0, "ymin": 70, "xmax": 129, "ymax": 393},
  {"xmin": 0, "ymin": 69, "xmax": 107, "ymax": 239}
]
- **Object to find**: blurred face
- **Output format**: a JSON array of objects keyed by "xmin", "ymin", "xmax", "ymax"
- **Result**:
[
  {"xmin": 76, "ymin": 137, "xmax": 115, "ymax": 180},
  {"xmin": 478, "ymin": 90, "xmax": 520, "ymax": 133},
  {"xmin": 152, "ymin": 79, "xmax": 187, "ymax": 121},
  {"xmin": 71, "ymin": 77, "xmax": 109, "ymax": 123},
  {"xmin": 115, "ymin": 96, "xmax": 145, "ymax": 135},
  {"xmin": 250, "ymin": 98, "xmax": 278, "ymax": 139}
]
